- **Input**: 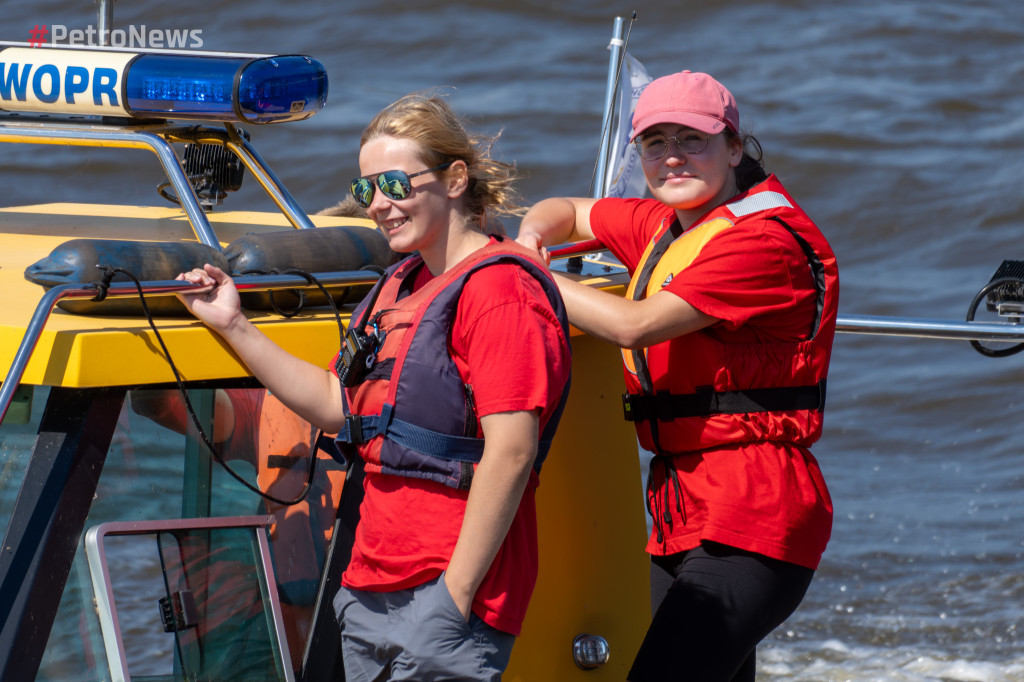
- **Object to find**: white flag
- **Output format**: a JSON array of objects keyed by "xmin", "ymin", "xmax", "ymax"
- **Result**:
[{"xmin": 604, "ymin": 52, "xmax": 652, "ymax": 199}]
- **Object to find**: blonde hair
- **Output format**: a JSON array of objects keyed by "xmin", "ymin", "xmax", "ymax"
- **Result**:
[
  {"xmin": 315, "ymin": 195, "xmax": 368, "ymax": 218},
  {"xmin": 360, "ymin": 92, "xmax": 525, "ymax": 226}
]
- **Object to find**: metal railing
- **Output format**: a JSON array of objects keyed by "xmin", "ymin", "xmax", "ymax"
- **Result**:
[
  {"xmin": 833, "ymin": 314, "xmax": 1023, "ymax": 342},
  {"xmin": 0, "ymin": 123, "xmax": 220, "ymax": 246},
  {"xmin": 0, "ymin": 120, "xmax": 317, "ymax": 247}
]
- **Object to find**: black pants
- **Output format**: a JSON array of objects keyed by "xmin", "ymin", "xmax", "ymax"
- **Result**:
[{"xmin": 628, "ymin": 541, "xmax": 814, "ymax": 682}]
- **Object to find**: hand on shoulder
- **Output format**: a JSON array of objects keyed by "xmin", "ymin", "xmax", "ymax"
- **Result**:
[{"xmin": 514, "ymin": 231, "xmax": 551, "ymax": 267}]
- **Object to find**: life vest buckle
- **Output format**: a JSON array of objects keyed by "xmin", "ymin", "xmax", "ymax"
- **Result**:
[
  {"xmin": 622, "ymin": 393, "xmax": 635, "ymax": 421},
  {"xmin": 346, "ymin": 414, "xmax": 366, "ymax": 445}
]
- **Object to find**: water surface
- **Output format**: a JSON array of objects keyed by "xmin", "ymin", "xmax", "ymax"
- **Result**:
[{"xmin": 4, "ymin": 2, "xmax": 1024, "ymax": 679}]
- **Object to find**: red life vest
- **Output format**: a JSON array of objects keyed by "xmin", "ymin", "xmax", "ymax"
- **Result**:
[
  {"xmin": 334, "ymin": 240, "xmax": 570, "ymax": 489},
  {"xmin": 621, "ymin": 177, "xmax": 839, "ymax": 455}
]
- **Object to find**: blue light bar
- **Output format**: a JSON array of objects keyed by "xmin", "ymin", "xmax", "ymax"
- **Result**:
[
  {"xmin": 0, "ymin": 46, "xmax": 328, "ymax": 124},
  {"xmin": 125, "ymin": 54, "xmax": 328, "ymax": 123}
]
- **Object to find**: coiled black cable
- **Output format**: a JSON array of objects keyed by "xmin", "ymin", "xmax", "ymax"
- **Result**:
[{"xmin": 96, "ymin": 264, "xmax": 351, "ymax": 506}]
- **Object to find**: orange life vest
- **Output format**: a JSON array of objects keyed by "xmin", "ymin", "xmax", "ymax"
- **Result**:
[
  {"xmin": 253, "ymin": 392, "xmax": 344, "ymax": 601},
  {"xmin": 335, "ymin": 240, "xmax": 570, "ymax": 488},
  {"xmin": 621, "ymin": 177, "xmax": 839, "ymax": 455}
]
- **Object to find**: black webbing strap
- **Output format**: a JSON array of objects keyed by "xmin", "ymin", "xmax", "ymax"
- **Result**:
[
  {"xmin": 768, "ymin": 216, "xmax": 827, "ymax": 338},
  {"xmin": 623, "ymin": 379, "xmax": 826, "ymax": 422},
  {"xmin": 629, "ymin": 218, "xmax": 684, "ymax": 452}
]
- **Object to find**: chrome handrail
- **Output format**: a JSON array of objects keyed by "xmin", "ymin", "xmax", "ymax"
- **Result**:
[
  {"xmin": 834, "ymin": 314, "xmax": 1024, "ymax": 342},
  {"xmin": 0, "ymin": 119, "xmax": 320, "ymax": 244},
  {"xmin": 224, "ymin": 123, "xmax": 317, "ymax": 230},
  {"xmin": 0, "ymin": 123, "xmax": 219, "ymax": 247}
]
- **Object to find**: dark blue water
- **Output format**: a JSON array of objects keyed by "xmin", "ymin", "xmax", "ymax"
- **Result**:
[{"xmin": 5, "ymin": 1, "xmax": 1024, "ymax": 679}]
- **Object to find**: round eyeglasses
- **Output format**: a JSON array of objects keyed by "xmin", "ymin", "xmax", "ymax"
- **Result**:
[
  {"xmin": 634, "ymin": 132, "xmax": 711, "ymax": 160},
  {"xmin": 350, "ymin": 161, "xmax": 454, "ymax": 209}
]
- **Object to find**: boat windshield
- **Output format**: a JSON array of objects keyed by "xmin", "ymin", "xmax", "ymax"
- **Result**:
[{"xmin": 0, "ymin": 384, "xmax": 345, "ymax": 681}]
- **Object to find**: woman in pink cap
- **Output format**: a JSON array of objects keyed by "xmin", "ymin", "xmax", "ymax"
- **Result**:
[{"xmin": 517, "ymin": 71, "xmax": 838, "ymax": 681}]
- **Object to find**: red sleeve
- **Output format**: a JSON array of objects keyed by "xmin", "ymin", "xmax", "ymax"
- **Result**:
[
  {"xmin": 589, "ymin": 197, "xmax": 676, "ymax": 273},
  {"xmin": 591, "ymin": 198, "xmax": 818, "ymax": 342},
  {"xmin": 665, "ymin": 217, "xmax": 818, "ymax": 340},
  {"xmin": 449, "ymin": 263, "xmax": 571, "ymax": 431}
]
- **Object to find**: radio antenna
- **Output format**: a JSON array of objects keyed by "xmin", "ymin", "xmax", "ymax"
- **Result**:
[
  {"xmin": 589, "ymin": 11, "xmax": 638, "ymax": 199},
  {"xmin": 96, "ymin": 0, "xmax": 115, "ymax": 46}
]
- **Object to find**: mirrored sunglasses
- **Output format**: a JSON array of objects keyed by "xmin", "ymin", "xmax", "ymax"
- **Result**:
[{"xmin": 350, "ymin": 161, "xmax": 454, "ymax": 209}]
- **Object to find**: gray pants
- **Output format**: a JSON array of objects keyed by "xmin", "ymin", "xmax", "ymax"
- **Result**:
[{"xmin": 333, "ymin": 573, "xmax": 516, "ymax": 681}]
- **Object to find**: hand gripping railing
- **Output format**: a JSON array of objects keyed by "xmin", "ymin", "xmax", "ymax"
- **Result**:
[{"xmin": 0, "ymin": 272, "xmax": 380, "ymax": 424}]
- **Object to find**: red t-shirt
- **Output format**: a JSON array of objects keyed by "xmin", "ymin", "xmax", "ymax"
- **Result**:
[
  {"xmin": 338, "ymin": 248, "xmax": 571, "ymax": 635},
  {"xmin": 590, "ymin": 196, "xmax": 833, "ymax": 569}
]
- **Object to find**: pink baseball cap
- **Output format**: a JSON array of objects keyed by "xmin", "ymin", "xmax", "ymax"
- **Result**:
[{"xmin": 630, "ymin": 70, "xmax": 739, "ymax": 141}]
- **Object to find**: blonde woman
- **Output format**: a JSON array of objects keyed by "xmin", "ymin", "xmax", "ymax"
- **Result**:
[{"xmin": 178, "ymin": 94, "xmax": 571, "ymax": 680}]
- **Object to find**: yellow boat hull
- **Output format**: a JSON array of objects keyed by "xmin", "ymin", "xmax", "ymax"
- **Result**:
[{"xmin": 507, "ymin": 333, "xmax": 650, "ymax": 679}]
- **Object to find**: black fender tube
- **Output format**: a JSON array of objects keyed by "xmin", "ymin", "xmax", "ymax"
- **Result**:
[
  {"xmin": 24, "ymin": 238, "xmax": 229, "ymax": 316},
  {"xmin": 24, "ymin": 226, "xmax": 397, "ymax": 316},
  {"xmin": 224, "ymin": 225, "xmax": 397, "ymax": 312}
]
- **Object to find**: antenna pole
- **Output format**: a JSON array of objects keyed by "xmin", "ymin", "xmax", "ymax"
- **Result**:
[
  {"xmin": 590, "ymin": 12, "xmax": 638, "ymax": 199},
  {"xmin": 592, "ymin": 17, "xmax": 625, "ymax": 199},
  {"xmin": 96, "ymin": 0, "xmax": 114, "ymax": 46}
]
